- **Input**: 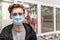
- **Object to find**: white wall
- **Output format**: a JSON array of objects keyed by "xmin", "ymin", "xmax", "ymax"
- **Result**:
[
  {"xmin": 2, "ymin": 2, "xmax": 12, "ymax": 28},
  {"xmin": 37, "ymin": 0, "xmax": 60, "ymax": 6},
  {"xmin": 17, "ymin": 0, "xmax": 60, "ymax": 6}
]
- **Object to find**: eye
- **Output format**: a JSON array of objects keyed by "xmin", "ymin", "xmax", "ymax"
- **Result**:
[
  {"xmin": 13, "ymin": 13, "xmax": 17, "ymax": 16},
  {"xmin": 19, "ymin": 13, "xmax": 22, "ymax": 15}
]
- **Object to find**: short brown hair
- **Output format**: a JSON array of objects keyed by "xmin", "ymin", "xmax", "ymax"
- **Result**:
[{"xmin": 8, "ymin": 4, "xmax": 25, "ymax": 14}]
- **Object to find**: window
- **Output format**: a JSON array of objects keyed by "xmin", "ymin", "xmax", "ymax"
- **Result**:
[
  {"xmin": 41, "ymin": 5, "xmax": 54, "ymax": 33},
  {"xmin": 24, "ymin": 2, "xmax": 37, "ymax": 32},
  {"xmin": 56, "ymin": 8, "xmax": 60, "ymax": 31}
]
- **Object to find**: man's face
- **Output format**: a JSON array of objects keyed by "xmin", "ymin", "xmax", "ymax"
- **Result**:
[{"xmin": 10, "ymin": 8, "xmax": 24, "ymax": 19}]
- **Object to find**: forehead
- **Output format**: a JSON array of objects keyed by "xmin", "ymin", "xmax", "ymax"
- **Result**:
[{"xmin": 11, "ymin": 8, "xmax": 23, "ymax": 14}]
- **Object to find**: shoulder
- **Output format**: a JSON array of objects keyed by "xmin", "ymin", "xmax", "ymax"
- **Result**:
[
  {"xmin": 2, "ymin": 24, "xmax": 13, "ymax": 30},
  {"xmin": 1, "ymin": 24, "xmax": 13, "ymax": 34}
]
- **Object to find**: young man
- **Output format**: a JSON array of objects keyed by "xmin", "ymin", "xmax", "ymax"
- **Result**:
[{"xmin": 0, "ymin": 4, "xmax": 37, "ymax": 40}]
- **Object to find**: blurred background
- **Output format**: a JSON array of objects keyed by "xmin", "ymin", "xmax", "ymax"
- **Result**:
[{"xmin": 1, "ymin": 0, "xmax": 60, "ymax": 40}]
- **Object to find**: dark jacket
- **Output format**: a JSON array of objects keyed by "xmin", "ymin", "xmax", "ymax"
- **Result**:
[{"xmin": 0, "ymin": 23, "xmax": 37, "ymax": 40}]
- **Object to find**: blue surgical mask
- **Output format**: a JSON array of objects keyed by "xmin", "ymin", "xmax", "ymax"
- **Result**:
[{"xmin": 12, "ymin": 16, "xmax": 24, "ymax": 26}]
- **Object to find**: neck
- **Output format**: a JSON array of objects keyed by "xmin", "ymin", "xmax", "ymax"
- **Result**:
[{"xmin": 12, "ymin": 24, "xmax": 25, "ymax": 32}]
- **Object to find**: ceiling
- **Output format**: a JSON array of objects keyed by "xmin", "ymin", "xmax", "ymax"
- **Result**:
[{"xmin": 35, "ymin": 0, "xmax": 60, "ymax": 6}]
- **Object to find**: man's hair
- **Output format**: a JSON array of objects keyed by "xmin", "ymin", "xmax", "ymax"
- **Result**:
[{"xmin": 8, "ymin": 4, "xmax": 25, "ymax": 14}]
